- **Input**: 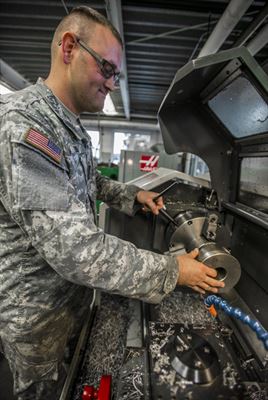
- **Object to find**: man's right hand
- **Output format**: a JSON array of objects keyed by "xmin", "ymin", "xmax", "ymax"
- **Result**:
[{"xmin": 176, "ymin": 248, "xmax": 225, "ymax": 294}]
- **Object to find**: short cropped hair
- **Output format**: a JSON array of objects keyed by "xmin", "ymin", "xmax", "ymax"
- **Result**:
[{"xmin": 51, "ymin": 6, "xmax": 123, "ymax": 60}]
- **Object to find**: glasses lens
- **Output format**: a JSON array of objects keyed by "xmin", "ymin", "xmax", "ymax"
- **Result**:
[
  {"xmin": 102, "ymin": 61, "xmax": 114, "ymax": 79},
  {"xmin": 114, "ymin": 73, "xmax": 120, "ymax": 86},
  {"xmin": 102, "ymin": 61, "xmax": 120, "ymax": 85}
]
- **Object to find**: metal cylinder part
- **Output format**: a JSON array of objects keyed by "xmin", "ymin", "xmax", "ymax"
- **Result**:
[
  {"xmin": 168, "ymin": 211, "xmax": 241, "ymax": 293},
  {"xmin": 197, "ymin": 242, "xmax": 241, "ymax": 293}
]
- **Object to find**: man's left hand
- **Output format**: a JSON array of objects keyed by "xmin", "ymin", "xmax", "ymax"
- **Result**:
[{"xmin": 136, "ymin": 190, "xmax": 164, "ymax": 215}]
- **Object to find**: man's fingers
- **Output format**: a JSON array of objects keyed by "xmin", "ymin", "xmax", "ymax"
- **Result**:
[
  {"xmin": 199, "ymin": 282, "xmax": 210, "ymax": 290},
  {"xmin": 189, "ymin": 285, "xmax": 205, "ymax": 294},
  {"xmin": 136, "ymin": 191, "xmax": 164, "ymax": 215},
  {"xmin": 176, "ymin": 251, "xmax": 225, "ymax": 292},
  {"xmin": 154, "ymin": 197, "xmax": 164, "ymax": 209},
  {"xmin": 142, "ymin": 198, "xmax": 164, "ymax": 215},
  {"xmin": 205, "ymin": 276, "xmax": 225, "ymax": 288},
  {"xmin": 148, "ymin": 200, "xmax": 159, "ymax": 214},
  {"xmin": 188, "ymin": 248, "xmax": 199, "ymax": 259},
  {"xmin": 207, "ymin": 286, "xmax": 219, "ymax": 293},
  {"xmin": 205, "ymin": 266, "xmax": 218, "ymax": 278},
  {"xmin": 152, "ymin": 196, "xmax": 164, "ymax": 214},
  {"xmin": 192, "ymin": 282, "xmax": 220, "ymax": 294},
  {"xmin": 142, "ymin": 202, "xmax": 156, "ymax": 212}
]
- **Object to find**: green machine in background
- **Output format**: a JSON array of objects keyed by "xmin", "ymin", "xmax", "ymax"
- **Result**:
[{"xmin": 97, "ymin": 164, "xmax": 119, "ymax": 181}]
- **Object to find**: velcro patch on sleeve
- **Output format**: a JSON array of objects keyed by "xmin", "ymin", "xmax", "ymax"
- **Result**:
[{"xmin": 24, "ymin": 128, "xmax": 62, "ymax": 164}]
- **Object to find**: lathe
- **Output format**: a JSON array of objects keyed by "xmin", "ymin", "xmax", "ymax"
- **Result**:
[{"xmin": 61, "ymin": 47, "xmax": 268, "ymax": 400}]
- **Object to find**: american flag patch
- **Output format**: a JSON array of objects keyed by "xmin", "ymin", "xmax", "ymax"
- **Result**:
[{"xmin": 24, "ymin": 128, "xmax": 62, "ymax": 163}]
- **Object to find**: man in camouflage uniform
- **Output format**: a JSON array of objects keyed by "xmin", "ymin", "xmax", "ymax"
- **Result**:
[{"xmin": 0, "ymin": 6, "xmax": 224, "ymax": 399}]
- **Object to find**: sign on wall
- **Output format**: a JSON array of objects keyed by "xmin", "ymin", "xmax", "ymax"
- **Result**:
[{"xmin": 139, "ymin": 154, "xmax": 159, "ymax": 172}]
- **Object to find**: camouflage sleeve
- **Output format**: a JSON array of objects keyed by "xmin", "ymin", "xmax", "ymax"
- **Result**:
[
  {"xmin": 25, "ymin": 205, "xmax": 178, "ymax": 303},
  {"xmin": 96, "ymin": 171, "xmax": 141, "ymax": 216},
  {"xmin": 0, "ymin": 113, "xmax": 178, "ymax": 304}
]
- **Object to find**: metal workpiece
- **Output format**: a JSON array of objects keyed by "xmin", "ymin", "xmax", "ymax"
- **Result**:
[
  {"xmin": 168, "ymin": 211, "xmax": 241, "ymax": 292},
  {"xmin": 168, "ymin": 211, "xmax": 208, "ymax": 252},
  {"xmin": 198, "ymin": 243, "xmax": 241, "ymax": 293}
]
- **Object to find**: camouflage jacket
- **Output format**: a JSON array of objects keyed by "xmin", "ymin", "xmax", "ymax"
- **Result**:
[{"xmin": 0, "ymin": 79, "xmax": 178, "ymax": 338}]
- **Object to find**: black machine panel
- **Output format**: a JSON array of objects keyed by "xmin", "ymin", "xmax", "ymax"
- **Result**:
[{"xmin": 63, "ymin": 48, "xmax": 268, "ymax": 400}]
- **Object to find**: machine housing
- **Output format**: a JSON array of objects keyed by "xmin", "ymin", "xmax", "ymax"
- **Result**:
[{"xmin": 62, "ymin": 47, "xmax": 268, "ymax": 400}]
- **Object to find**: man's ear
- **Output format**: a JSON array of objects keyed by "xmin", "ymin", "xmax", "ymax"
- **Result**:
[{"xmin": 61, "ymin": 32, "xmax": 76, "ymax": 64}]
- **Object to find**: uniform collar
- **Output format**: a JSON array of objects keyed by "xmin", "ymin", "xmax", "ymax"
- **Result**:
[{"xmin": 35, "ymin": 78, "xmax": 84, "ymax": 141}]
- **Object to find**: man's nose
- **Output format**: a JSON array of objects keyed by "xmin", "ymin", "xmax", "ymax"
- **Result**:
[{"xmin": 104, "ymin": 76, "xmax": 116, "ymax": 91}]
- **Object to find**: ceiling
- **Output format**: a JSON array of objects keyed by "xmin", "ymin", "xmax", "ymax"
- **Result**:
[{"xmin": 0, "ymin": 0, "xmax": 268, "ymax": 124}]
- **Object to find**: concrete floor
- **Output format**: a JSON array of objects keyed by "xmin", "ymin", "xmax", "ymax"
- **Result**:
[{"xmin": 0, "ymin": 352, "xmax": 16, "ymax": 400}]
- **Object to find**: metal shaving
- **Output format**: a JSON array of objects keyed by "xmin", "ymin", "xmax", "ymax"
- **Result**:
[
  {"xmin": 149, "ymin": 323, "xmax": 174, "ymax": 380},
  {"xmin": 148, "ymin": 323, "xmax": 195, "ymax": 392},
  {"xmin": 153, "ymin": 290, "xmax": 216, "ymax": 328},
  {"xmin": 222, "ymin": 362, "xmax": 238, "ymax": 389},
  {"xmin": 72, "ymin": 293, "xmax": 130, "ymax": 399},
  {"xmin": 165, "ymin": 199, "xmax": 205, "ymax": 215},
  {"xmin": 247, "ymin": 383, "xmax": 268, "ymax": 400},
  {"xmin": 115, "ymin": 349, "xmax": 145, "ymax": 400},
  {"xmin": 70, "ymin": 290, "xmax": 267, "ymax": 399}
]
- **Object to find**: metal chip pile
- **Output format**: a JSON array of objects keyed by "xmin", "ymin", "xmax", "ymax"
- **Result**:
[
  {"xmin": 153, "ymin": 289, "xmax": 216, "ymax": 328},
  {"xmin": 115, "ymin": 348, "xmax": 145, "ymax": 400},
  {"xmin": 72, "ymin": 292, "xmax": 130, "ymax": 399}
]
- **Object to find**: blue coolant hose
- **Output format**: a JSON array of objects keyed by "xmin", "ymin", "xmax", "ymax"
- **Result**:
[{"xmin": 204, "ymin": 295, "xmax": 268, "ymax": 351}]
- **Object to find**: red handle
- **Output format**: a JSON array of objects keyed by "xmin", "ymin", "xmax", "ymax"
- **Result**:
[
  {"xmin": 98, "ymin": 375, "xmax": 112, "ymax": 400},
  {"xmin": 82, "ymin": 375, "xmax": 112, "ymax": 400},
  {"xmin": 82, "ymin": 385, "xmax": 94, "ymax": 400}
]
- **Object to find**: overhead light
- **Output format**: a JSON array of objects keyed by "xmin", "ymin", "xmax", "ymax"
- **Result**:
[
  {"xmin": 103, "ymin": 93, "xmax": 118, "ymax": 116},
  {"xmin": 0, "ymin": 82, "xmax": 14, "ymax": 95}
]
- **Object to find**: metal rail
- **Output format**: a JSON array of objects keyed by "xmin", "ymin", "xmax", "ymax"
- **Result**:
[
  {"xmin": 222, "ymin": 201, "xmax": 268, "ymax": 231},
  {"xmin": 59, "ymin": 292, "xmax": 97, "ymax": 400}
]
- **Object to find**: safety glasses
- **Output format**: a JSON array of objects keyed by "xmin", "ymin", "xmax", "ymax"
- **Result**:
[{"xmin": 76, "ymin": 38, "xmax": 120, "ymax": 86}]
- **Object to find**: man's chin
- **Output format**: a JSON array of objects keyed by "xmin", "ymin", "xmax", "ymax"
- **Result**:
[
  {"xmin": 85, "ymin": 102, "xmax": 104, "ymax": 114},
  {"xmin": 85, "ymin": 106, "xmax": 103, "ymax": 113}
]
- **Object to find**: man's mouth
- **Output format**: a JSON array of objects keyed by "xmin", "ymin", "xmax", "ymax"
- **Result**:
[{"xmin": 99, "ymin": 89, "xmax": 107, "ymax": 97}]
